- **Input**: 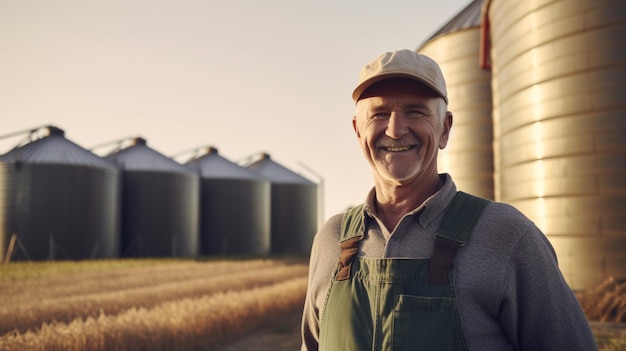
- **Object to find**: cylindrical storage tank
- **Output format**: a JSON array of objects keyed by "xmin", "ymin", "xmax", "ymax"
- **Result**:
[
  {"xmin": 185, "ymin": 147, "xmax": 270, "ymax": 256},
  {"xmin": 0, "ymin": 126, "xmax": 120, "ymax": 261},
  {"xmin": 106, "ymin": 137, "xmax": 199, "ymax": 258},
  {"xmin": 246, "ymin": 153, "xmax": 318, "ymax": 256},
  {"xmin": 486, "ymin": 0, "xmax": 626, "ymax": 290},
  {"xmin": 418, "ymin": 0, "xmax": 494, "ymax": 199}
]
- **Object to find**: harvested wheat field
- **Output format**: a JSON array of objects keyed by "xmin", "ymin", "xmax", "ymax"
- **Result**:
[
  {"xmin": 1, "ymin": 258, "xmax": 625, "ymax": 351},
  {"xmin": 0, "ymin": 258, "xmax": 308, "ymax": 351}
]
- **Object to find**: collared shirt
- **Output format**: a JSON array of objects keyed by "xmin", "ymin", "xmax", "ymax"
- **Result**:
[{"xmin": 358, "ymin": 174, "xmax": 456, "ymax": 259}]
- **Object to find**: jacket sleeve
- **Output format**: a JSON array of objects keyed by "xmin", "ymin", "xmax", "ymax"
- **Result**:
[
  {"xmin": 301, "ymin": 234, "xmax": 322, "ymax": 351},
  {"xmin": 301, "ymin": 214, "xmax": 344, "ymax": 351},
  {"xmin": 497, "ymin": 224, "xmax": 598, "ymax": 351}
]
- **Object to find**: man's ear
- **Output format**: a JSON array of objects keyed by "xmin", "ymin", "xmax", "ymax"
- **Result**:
[
  {"xmin": 439, "ymin": 111, "xmax": 453, "ymax": 149},
  {"xmin": 352, "ymin": 116, "xmax": 360, "ymax": 138}
]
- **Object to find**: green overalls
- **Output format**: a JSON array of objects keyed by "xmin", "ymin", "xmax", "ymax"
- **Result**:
[{"xmin": 319, "ymin": 192, "xmax": 489, "ymax": 351}]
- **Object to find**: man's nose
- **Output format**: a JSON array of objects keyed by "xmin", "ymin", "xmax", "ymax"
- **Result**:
[{"xmin": 385, "ymin": 113, "xmax": 408, "ymax": 139}]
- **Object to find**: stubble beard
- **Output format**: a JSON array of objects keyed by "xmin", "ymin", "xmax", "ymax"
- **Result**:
[{"xmin": 374, "ymin": 150, "xmax": 424, "ymax": 186}]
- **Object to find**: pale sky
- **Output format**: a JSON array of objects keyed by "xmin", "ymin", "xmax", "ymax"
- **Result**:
[{"xmin": 1, "ymin": 0, "xmax": 472, "ymax": 220}]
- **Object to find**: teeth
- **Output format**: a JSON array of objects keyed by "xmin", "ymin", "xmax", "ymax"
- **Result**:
[{"xmin": 385, "ymin": 146, "xmax": 412, "ymax": 152}]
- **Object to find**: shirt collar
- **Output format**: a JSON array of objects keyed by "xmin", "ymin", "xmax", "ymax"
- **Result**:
[{"xmin": 362, "ymin": 173, "xmax": 457, "ymax": 228}]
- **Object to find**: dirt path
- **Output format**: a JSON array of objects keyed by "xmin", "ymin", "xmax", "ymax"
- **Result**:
[{"xmin": 214, "ymin": 312, "xmax": 302, "ymax": 351}]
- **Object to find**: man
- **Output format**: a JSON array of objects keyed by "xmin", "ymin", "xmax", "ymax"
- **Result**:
[{"xmin": 301, "ymin": 49, "xmax": 597, "ymax": 350}]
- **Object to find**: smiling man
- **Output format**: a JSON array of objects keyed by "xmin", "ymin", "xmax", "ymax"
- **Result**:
[
  {"xmin": 353, "ymin": 77, "xmax": 450, "ymax": 232},
  {"xmin": 301, "ymin": 49, "xmax": 597, "ymax": 351}
]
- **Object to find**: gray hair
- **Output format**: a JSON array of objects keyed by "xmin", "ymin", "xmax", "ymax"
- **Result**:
[{"xmin": 437, "ymin": 98, "xmax": 448, "ymax": 125}]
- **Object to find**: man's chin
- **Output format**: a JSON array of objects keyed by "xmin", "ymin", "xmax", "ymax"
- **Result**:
[{"xmin": 375, "ymin": 168, "xmax": 421, "ymax": 186}]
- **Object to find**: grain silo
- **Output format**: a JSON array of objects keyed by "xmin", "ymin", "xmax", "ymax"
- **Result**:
[
  {"xmin": 418, "ymin": 0, "xmax": 494, "ymax": 199},
  {"xmin": 246, "ymin": 153, "xmax": 317, "ymax": 256},
  {"xmin": 185, "ymin": 147, "xmax": 270, "ymax": 256},
  {"xmin": 0, "ymin": 126, "xmax": 120, "ymax": 261},
  {"xmin": 484, "ymin": 0, "xmax": 626, "ymax": 289},
  {"xmin": 106, "ymin": 137, "xmax": 199, "ymax": 258}
]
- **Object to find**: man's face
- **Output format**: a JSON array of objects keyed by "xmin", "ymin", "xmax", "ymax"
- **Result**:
[{"xmin": 353, "ymin": 78, "xmax": 452, "ymax": 187}]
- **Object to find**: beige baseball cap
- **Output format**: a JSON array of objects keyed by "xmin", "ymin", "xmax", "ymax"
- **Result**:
[{"xmin": 352, "ymin": 49, "xmax": 448, "ymax": 103}]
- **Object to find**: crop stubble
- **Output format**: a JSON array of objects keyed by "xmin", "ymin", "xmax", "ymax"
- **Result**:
[{"xmin": 0, "ymin": 258, "xmax": 308, "ymax": 351}]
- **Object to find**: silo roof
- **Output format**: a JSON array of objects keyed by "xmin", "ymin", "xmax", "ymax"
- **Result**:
[
  {"xmin": 421, "ymin": 0, "xmax": 483, "ymax": 46},
  {"xmin": 246, "ymin": 153, "xmax": 315, "ymax": 185},
  {"xmin": 105, "ymin": 137, "xmax": 194, "ymax": 174},
  {"xmin": 0, "ymin": 127, "xmax": 116, "ymax": 169},
  {"xmin": 185, "ymin": 147, "xmax": 262, "ymax": 180}
]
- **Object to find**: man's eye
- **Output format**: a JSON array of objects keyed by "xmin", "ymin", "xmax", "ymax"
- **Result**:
[
  {"xmin": 407, "ymin": 110, "xmax": 425, "ymax": 117},
  {"xmin": 370, "ymin": 112, "xmax": 390, "ymax": 119}
]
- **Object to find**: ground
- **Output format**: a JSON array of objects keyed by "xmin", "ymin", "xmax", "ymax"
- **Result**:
[
  {"xmin": 214, "ymin": 315, "xmax": 626, "ymax": 351},
  {"xmin": 214, "ymin": 312, "xmax": 302, "ymax": 351}
]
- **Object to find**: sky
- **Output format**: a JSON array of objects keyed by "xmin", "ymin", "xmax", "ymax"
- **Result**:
[{"xmin": 0, "ymin": 0, "xmax": 472, "ymax": 221}]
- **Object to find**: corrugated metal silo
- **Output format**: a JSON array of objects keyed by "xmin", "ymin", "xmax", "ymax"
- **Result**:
[
  {"xmin": 185, "ymin": 147, "xmax": 271, "ymax": 256},
  {"xmin": 418, "ymin": 0, "xmax": 494, "ymax": 199},
  {"xmin": 485, "ymin": 0, "xmax": 626, "ymax": 289},
  {"xmin": 0, "ymin": 126, "xmax": 120, "ymax": 261},
  {"xmin": 106, "ymin": 137, "xmax": 199, "ymax": 258},
  {"xmin": 246, "ymin": 153, "xmax": 317, "ymax": 256}
]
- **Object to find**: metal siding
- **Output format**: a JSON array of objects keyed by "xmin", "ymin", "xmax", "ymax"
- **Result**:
[
  {"xmin": 246, "ymin": 155, "xmax": 319, "ymax": 255},
  {"xmin": 120, "ymin": 171, "xmax": 199, "ymax": 258},
  {"xmin": 419, "ymin": 26, "xmax": 495, "ymax": 199},
  {"xmin": 199, "ymin": 178, "xmax": 270, "ymax": 255},
  {"xmin": 270, "ymin": 183, "xmax": 318, "ymax": 255},
  {"xmin": 187, "ymin": 149, "xmax": 272, "ymax": 256},
  {"xmin": 0, "ymin": 163, "xmax": 120, "ymax": 261},
  {"xmin": 489, "ymin": 0, "xmax": 626, "ymax": 289},
  {"xmin": 550, "ymin": 237, "xmax": 626, "ymax": 289}
]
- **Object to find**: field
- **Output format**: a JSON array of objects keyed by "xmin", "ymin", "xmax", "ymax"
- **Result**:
[
  {"xmin": 0, "ymin": 258, "xmax": 308, "ymax": 351},
  {"xmin": 0, "ymin": 258, "xmax": 625, "ymax": 350}
]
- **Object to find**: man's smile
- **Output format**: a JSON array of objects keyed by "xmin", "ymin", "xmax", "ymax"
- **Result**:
[{"xmin": 382, "ymin": 145, "xmax": 415, "ymax": 152}]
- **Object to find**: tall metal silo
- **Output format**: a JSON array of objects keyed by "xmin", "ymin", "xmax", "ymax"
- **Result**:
[
  {"xmin": 418, "ymin": 0, "xmax": 494, "ymax": 199},
  {"xmin": 185, "ymin": 147, "xmax": 270, "ymax": 256},
  {"xmin": 106, "ymin": 137, "xmax": 199, "ymax": 258},
  {"xmin": 485, "ymin": 0, "xmax": 626, "ymax": 290},
  {"xmin": 0, "ymin": 126, "xmax": 120, "ymax": 261},
  {"xmin": 246, "ymin": 153, "xmax": 318, "ymax": 256}
]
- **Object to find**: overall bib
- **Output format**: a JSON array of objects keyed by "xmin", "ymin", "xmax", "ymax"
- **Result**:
[{"xmin": 319, "ymin": 192, "xmax": 489, "ymax": 351}]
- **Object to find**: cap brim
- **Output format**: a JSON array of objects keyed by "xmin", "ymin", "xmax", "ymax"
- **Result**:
[{"xmin": 352, "ymin": 72, "xmax": 446, "ymax": 103}]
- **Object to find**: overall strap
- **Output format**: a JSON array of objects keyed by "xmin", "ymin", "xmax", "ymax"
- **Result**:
[
  {"xmin": 335, "ymin": 204, "xmax": 365, "ymax": 280},
  {"xmin": 427, "ymin": 191, "xmax": 490, "ymax": 285}
]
